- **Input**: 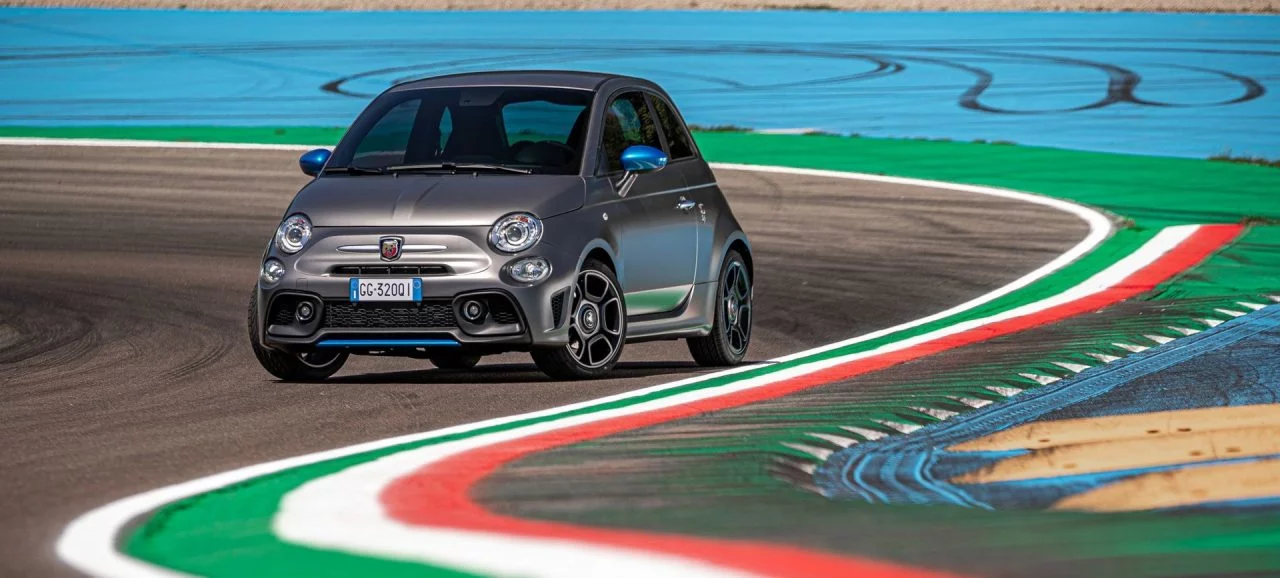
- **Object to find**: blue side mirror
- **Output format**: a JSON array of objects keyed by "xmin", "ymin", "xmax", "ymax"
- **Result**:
[
  {"xmin": 299, "ymin": 148, "xmax": 332, "ymax": 177},
  {"xmin": 620, "ymin": 145, "xmax": 668, "ymax": 174}
]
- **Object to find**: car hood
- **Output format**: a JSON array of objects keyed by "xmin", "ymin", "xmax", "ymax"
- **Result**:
[{"xmin": 289, "ymin": 174, "xmax": 586, "ymax": 227}]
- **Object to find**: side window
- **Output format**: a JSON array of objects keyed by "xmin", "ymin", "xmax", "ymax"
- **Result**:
[
  {"xmin": 352, "ymin": 98, "xmax": 421, "ymax": 167},
  {"xmin": 600, "ymin": 91, "xmax": 661, "ymax": 174},
  {"xmin": 651, "ymin": 96, "xmax": 695, "ymax": 160}
]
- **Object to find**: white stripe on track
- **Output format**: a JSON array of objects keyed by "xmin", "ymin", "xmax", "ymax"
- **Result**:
[{"xmin": 41, "ymin": 138, "xmax": 1113, "ymax": 578}]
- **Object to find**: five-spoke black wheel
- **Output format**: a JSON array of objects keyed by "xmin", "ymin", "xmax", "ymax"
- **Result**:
[
  {"xmin": 531, "ymin": 259, "xmax": 626, "ymax": 379},
  {"xmin": 688, "ymin": 250, "xmax": 752, "ymax": 366}
]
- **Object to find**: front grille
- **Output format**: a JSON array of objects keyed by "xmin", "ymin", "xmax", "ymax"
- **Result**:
[
  {"xmin": 489, "ymin": 297, "xmax": 519, "ymax": 325},
  {"xmin": 323, "ymin": 300, "xmax": 456, "ymax": 329},
  {"xmin": 330, "ymin": 265, "xmax": 451, "ymax": 276},
  {"xmin": 550, "ymin": 291, "xmax": 565, "ymax": 328}
]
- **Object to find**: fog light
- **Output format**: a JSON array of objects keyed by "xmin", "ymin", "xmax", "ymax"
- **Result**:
[
  {"xmin": 509, "ymin": 257, "xmax": 551, "ymax": 283},
  {"xmin": 261, "ymin": 258, "xmax": 285, "ymax": 285},
  {"xmin": 461, "ymin": 300, "xmax": 486, "ymax": 322},
  {"xmin": 296, "ymin": 301, "xmax": 315, "ymax": 322}
]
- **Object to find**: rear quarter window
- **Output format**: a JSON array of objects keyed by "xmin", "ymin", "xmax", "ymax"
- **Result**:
[{"xmin": 651, "ymin": 96, "xmax": 696, "ymax": 160}]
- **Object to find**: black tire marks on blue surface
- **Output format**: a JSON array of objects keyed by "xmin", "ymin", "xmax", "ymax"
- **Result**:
[
  {"xmin": 816, "ymin": 304, "xmax": 1280, "ymax": 511},
  {"xmin": 0, "ymin": 39, "xmax": 1269, "ymax": 119}
]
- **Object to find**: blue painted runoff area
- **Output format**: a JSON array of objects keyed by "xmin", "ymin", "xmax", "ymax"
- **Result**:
[
  {"xmin": 1, "ymin": 9, "xmax": 1278, "ymax": 158},
  {"xmin": 816, "ymin": 303, "xmax": 1280, "ymax": 511}
]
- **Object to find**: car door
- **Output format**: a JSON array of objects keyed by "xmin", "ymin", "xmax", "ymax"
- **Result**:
[{"xmin": 599, "ymin": 90, "xmax": 698, "ymax": 316}]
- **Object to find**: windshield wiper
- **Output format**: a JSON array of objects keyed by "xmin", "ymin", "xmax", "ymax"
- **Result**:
[
  {"xmin": 322, "ymin": 165, "xmax": 387, "ymax": 175},
  {"xmin": 384, "ymin": 162, "xmax": 533, "ymax": 175}
]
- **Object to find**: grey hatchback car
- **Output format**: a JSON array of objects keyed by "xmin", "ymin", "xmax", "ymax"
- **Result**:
[{"xmin": 249, "ymin": 71, "xmax": 753, "ymax": 381}]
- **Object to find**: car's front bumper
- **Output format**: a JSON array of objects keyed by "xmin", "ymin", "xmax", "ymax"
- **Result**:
[{"xmin": 255, "ymin": 226, "xmax": 578, "ymax": 354}]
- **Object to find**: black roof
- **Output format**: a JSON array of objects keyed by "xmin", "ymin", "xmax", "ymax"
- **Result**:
[{"xmin": 390, "ymin": 70, "xmax": 632, "ymax": 92}]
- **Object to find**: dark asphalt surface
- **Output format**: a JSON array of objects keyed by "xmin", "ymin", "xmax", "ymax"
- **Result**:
[{"xmin": 0, "ymin": 144, "xmax": 1086, "ymax": 577}]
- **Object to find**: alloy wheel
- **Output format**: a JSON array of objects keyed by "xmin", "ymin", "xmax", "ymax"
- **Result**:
[
  {"xmin": 722, "ymin": 260, "xmax": 752, "ymax": 355},
  {"xmin": 566, "ymin": 269, "xmax": 624, "ymax": 368}
]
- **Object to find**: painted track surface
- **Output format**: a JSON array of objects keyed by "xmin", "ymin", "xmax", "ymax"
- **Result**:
[
  {"xmin": 0, "ymin": 144, "xmax": 1087, "ymax": 577},
  {"xmin": 1, "ymin": 9, "xmax": 1278, "ymax": 158}
]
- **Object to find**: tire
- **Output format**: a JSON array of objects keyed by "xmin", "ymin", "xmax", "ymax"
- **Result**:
[
  {"xmin": 247, "ymin": 291, "xmax": 348, "ymax": 382},
  {"xmin": 531, "ymin": 259, "xmax": 626, "ymax": 380},
  {"xmin": 688, "ymin": 250, "xmax": 752, "ymax": 366},
  {"xmin": 429, "ymin": 353, "xmax": 482, "ymax": 370}
]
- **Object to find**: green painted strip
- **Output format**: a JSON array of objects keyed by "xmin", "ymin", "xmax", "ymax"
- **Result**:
[{"xmin": 17, "ymin": 125, "xmax": 1274, "ymax": 576}]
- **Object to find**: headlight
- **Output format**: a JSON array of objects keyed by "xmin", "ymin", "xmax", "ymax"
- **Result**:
[
  {"xmin": 275, "ymin": 214, "xmax": 312, "ymax": 254},
  {"xmin": 261, "ymin": 258, "xmax": 286, "ymax": 284},
  {"xmin": 489, "ymin": 213, "xmax": 543, "ymax": 254},
  {"xmin": 509, "ymin": 257, "xmax": 551, "ymax": 284}
]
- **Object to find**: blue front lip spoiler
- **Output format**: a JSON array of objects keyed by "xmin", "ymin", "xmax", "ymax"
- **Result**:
[{"xmin": 315, "ymin": 339, "xmax": 459, "ymax": 348}]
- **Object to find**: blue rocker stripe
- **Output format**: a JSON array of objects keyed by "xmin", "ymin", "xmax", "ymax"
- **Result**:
[{"xmin": 315, "ymin": 339, "xmax": 459, "ymax": 348}]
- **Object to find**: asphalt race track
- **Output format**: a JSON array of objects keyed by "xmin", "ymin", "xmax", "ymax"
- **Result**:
[{"xmin": 0, "ymin": 143, "xmax": 1086, "ymax": 577}]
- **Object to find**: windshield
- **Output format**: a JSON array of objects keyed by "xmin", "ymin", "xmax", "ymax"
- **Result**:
[{"xmin": 329, "ymin": 86, "xmax": 592, "ymax": 175}]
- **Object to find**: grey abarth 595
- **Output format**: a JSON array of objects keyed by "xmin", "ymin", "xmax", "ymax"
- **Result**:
[{"xmin": 249, "ymin": 70, "xmax": 753, "ymax": 380}]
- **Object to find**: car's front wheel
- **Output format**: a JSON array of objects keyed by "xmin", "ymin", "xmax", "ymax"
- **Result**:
[
  {"xmin": 531, "ymin": 259, "xmax": 626, "ymax": 380},
  {"xmin": 247, "ymin": 291, "xmax": 348, "ymax": 382},
  {"xmin": 688, "ymin": 250, "xmax": 752, "ymax": 366}
]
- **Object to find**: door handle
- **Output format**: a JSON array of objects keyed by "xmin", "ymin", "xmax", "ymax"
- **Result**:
[{"xmin": 675, "ymin": 197, "xmax": 696, "ymax": 211}]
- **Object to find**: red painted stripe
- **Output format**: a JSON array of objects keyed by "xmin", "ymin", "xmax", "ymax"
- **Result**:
[{"xmin": 382, "ymin": 224, "xmax": 1241, "ymax": 578}]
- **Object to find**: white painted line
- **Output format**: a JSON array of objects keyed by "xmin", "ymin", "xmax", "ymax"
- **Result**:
[
  {"xmin": 1113, "ymin": 343, "xmax": 1149, "ymax": 353},
  {"xmin": 805, "ymin": 432, "xmax": 860, "ymax": 448},
  {"xmin": 771, "ymin": 457, "xmax": 817, "ymax": 476},
  {"xmin": 986, "ymin": 386, "xmax": 1023, "ymax": 397},
  {"xmin": 781, "ymin": 442, "xmax": 835, "ymax": 461},
  {"xmin": 48, "ymin": 151, "xmax": 1115, "ymax": 578},
  {"xmin": 1168, "ymin": 326, "xmax": 1200, "ymax": 336},
  {"xmin": 949, "ymin": 396, "xmax": 993, "ymax": 409},
  {"xmin": 1086, "ymin": 352, "xmax": 1121, "ymax": 363},
  {"xmin": 1019, "ymin": 372, "xmax": 1060, "ymax": 386},
  {"xmin": 840, "ymin": 426, "xmax": 887, "ymax": 441},
  {"xmin": 910, "ymin": 406, "xmax": 959, "ymax": 420},
  {"xmin": 1195, "ymin": 318, "xmax": 1224, "ymax": 328},
  {"xmin": 753, "ymin": 128, "xmax": 820, "ymax": 135},
  {"xmin": 1238, "ymin": 301, "xmax": 1267, "ymax": 311},
  {"xmin": 874, "ymin": 419, "xmax": 923, "ymax": 434},
  {"xmin": 1053, "ymin": 361, "xmax": 1092, "ymax": 373},
  {"xmin": 1145, "ymin": 334, "xmax": 1176, "ymax": 345},
  {"xmin": 1216, "ymin": 308, "xmax": 1247, "ymax": 318}
]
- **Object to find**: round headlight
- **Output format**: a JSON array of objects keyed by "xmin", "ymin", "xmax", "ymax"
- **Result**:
[
  {"xmin": 275, "ymin": 214, "xmax": 312, "ymax": 254},
  {"xmin": 489, "ymin": 213, "xmax": 543, "ymax": 254},
  {"xmin": 261, "ymin": 258, "xmax": 286, "ymax": 285},
  {"xmin": 509, "ymin": 257, "xmax": 551, "ymax": 284}
]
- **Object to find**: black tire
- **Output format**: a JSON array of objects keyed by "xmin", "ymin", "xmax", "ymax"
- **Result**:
[
  {"xmin": 429, "ymin": 353, "xmax": 482, "ymax": 370},
  {"xmin": 531, "ymin": 259, "xmax": 626, "ymax": 380},
  {"xmin": 247, "ymin": 291, "xmax": 347, "ymax": 382},
  {"xmin": 688, "ymin": 250, "xmax": 752, "ymax": 366}
]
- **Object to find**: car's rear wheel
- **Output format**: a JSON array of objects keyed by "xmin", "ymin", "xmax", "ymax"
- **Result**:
[
  {"xmin": 429, "ymin": 353, "xmax": 482, "ymax": 370},
  {"xmin": 688, "ymin": 250, "xmax": 752, "ymax": 366},
  {"xmin": 531, "ymin": 259, "xmax": 626, "ymax": 380},
  {"xmin": 247, "ymin": 291, "xmax": 348, "ymax": 381}
]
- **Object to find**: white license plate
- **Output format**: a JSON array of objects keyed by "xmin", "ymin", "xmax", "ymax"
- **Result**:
[{"xmin": 349, "ymin": 278, "xmax": 421, "ymax": 302}]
